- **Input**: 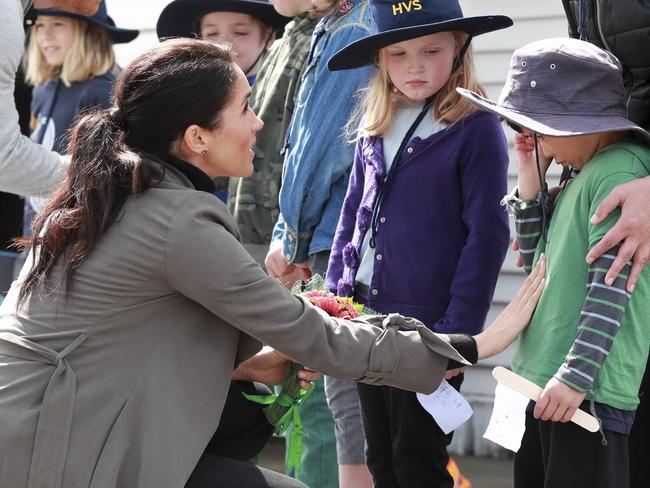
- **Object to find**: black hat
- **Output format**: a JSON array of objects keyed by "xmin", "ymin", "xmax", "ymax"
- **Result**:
[
  {"xmin": 328, "ymin": 0, "xmax": 512, "ymax": 71},
  {"xmin": 156, "ymin": 0, "xmax": 290, "ymax": 40},
  {"xmin": 35, "ymin": 0, "xmax": 139, "ymax": 44}
]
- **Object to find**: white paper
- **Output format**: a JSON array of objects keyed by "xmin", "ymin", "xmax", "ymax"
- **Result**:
[
  {"xmin": 482, "ymin": 382, "xmax": 529, "ymax": 452},
  {"xmin": 416, "ymin": 380, "xmax": 473, "ymax": 434}
]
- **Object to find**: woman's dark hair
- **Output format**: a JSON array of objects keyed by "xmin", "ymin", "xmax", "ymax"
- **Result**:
[{"xmin": 17, "ymin": 38, "xmax": 237, "ymax": 304}]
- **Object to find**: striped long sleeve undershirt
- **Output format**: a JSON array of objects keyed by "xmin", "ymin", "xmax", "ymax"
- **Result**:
[
  {"xmin": 502, "ymin": 189, "xmax": 552, "ymax": 274},
  {"xmin": 504, "ymin": 190, "xmax": 633, "ymax": 393},
  {"xmin": 556, "ymin": 247, "xmax": 632, "ymax": 392}
]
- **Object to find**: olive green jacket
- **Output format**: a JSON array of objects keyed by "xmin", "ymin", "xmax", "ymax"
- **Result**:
[{"xmin": 0, "ymin": 159, "xmax": 466, "ymax": 488}]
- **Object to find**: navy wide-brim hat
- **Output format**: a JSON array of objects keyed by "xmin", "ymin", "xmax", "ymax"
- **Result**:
[
  {"xmin": 156, "ymin": 0, "xmax": 290, "ymax": 40},
  {"xmin": 35, "ymin": 0, "xmax": 139, "ymax": 44},
  {"xmin": 457, "ymin": 38, "xmax": 650, "ymax": 146},
  {"xmin": 328, "ymin": 0, "xmax": 512, "ymax": 71}
]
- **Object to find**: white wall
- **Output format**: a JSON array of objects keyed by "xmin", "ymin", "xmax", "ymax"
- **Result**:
[{"xmin": 105, "ymin": 0, "xmax": 571, "ymax": 456}]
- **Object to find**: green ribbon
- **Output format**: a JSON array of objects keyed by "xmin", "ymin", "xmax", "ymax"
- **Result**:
[{"xmin": 243, "ymin": 387, "xmax": 313, "ymax": 473}]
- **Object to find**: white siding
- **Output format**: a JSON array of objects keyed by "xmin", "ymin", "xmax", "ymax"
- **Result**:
[{"xmin": 106, "ymin": 0, "xmax": 570, "ymax": 456}]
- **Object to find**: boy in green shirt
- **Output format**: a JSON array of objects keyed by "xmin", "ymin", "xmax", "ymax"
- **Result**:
[{"xmin": 459, "ymin": 38, "xmax": 650, "ymax": 488}]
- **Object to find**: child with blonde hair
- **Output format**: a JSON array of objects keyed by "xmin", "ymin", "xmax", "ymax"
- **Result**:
[
  {"xmin": 26, "ymin": 0, "xmax": 137, "ymax": 154},
  {"xmin": 326, "ymin": 0, "xmax": 512, "ymax": 485}
]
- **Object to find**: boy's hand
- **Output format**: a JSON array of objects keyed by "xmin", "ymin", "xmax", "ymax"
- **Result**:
[
  {"xmin": 265, "ymin": 241, "xmax": 310, "ymax": 283},
  {"xmin": 514, "ymin": 133, "xmax": 553, "ymax": 200},
  {"xmin": 534, "ymin": 377, "xmax": 586, "ymax": 423},
  {"xmin": 587, "ymin": 176, "xmax": 650, "ymax": 292}
]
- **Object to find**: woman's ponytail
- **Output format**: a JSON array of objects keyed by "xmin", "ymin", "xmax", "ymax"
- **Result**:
[{"xmin": 17, "ymin": 108, "xmax": 153, "ymax": 304}]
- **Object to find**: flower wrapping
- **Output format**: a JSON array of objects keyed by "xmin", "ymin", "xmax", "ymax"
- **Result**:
[{"xmin": 243, "ymin": 274, "xmax": 376, "ymax": 473}]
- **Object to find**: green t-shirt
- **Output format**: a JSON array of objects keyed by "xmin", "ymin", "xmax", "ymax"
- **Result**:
[{"xmin": 512, "ymin": 141, "xmax": 650, "ymax": 410}]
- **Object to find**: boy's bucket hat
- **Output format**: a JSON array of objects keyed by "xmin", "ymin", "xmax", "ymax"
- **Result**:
[
  {"xmin": 35, "ymin": 0, "xmax": 139, "ymax": 44},
  {"xmin": 156, "ymin": 0, "xmax": 290, "ymax": 40},
  {"xmin": 328, "ymin": 0, "xmax": 512, "ymax": 71},
  {"xmin": 457, "ymin": 37, "xmax": 650, "ymax": 145}
]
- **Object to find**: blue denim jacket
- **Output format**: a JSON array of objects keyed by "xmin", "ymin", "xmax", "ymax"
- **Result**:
[{"xmin": 272, "ymin": 0, "xmax": 372, "ymax": 263}]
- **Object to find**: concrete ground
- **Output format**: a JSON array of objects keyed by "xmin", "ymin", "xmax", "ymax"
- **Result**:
[{"xmin": 258, "ymin": 436, "xmax": 514, "ymax": 488}]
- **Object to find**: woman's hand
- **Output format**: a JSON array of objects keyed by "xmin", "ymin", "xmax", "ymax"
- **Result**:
[
  {"xmin": 514, "ymin": 132, "xmax": 552, "ymax": 200},
  {"xmin": 586, "ymin": 176, "xmax": 650, "ymax": 292},
  {"xmin": 474, "ymin": 256, "xmax": 546, "ymax": 360},
  {"xmin": 232, "ymin": 347, "xmax": 320, "ymax": 388},
  {"xmin": 534, "ymin": 377, "xmax": 586, "ymax": 423}
]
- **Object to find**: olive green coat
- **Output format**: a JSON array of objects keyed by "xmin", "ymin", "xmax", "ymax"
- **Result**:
[{"xmin": 0, "ymin": 161, "xmax": 466, "ymax": 488}]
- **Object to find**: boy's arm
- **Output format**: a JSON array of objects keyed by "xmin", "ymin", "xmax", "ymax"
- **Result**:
[
  {"xmin": 555, "ymin": 243, "xmax": 632, "ymax": 392},
  {"xmin": 502, "ymin": 189, "xmax": 552, "ymax": 274}
]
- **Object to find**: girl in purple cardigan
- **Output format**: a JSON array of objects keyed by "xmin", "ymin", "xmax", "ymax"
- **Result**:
[{"xmin": 325, "ymin": 0, "xmax": 512, "ymax": 486}]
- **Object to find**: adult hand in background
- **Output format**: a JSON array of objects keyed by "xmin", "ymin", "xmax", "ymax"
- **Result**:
[{"xmin": 587, "ymin": 176, "xmax": 650, "ymax": 292}]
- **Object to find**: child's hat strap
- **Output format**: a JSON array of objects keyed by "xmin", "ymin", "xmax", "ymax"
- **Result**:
[{"xmin": 452, "ymin": 35, "xmax": 473, "ymax": 73}]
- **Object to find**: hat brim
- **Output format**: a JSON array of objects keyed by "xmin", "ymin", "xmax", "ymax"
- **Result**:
[
  {"xmin": 156, "ymin": 0, "xmax": 290, "ymax": 40},
  {"xmin": 35, "ymin": 9, "xmax": 139, "ymax": 44},
  {"xmin": 328, "ymin": 15, "xmax": 512, "ymax": 71},
  {"xmin": 457, "ymin": 87, "xmax": 650, "ymax": 147}
]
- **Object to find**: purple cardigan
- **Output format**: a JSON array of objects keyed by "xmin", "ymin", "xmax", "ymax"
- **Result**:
[{"xmin": 326, "ymin": 111, "xmax": 510, "ymax": 334}]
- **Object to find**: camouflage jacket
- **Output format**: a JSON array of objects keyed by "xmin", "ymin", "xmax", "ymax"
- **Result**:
[{"xmin": 228, "ymin": 13, "xmax": 318, "ymax": 244}]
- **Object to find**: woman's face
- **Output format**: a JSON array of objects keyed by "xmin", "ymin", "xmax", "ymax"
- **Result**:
[
  {"xmin": 199, "ymin": 66, "xmax": 264, "ymax": 178},
  {"xmin": 384, "ymin": 31, "xmax": 457, "ymax": 102},
  {"xmin": 34, "ymin": 15, "xmax": 77, "ymax": 67},
  {"xmin": 199, "ymin": 12, "xmax": 272, "ymax": 75}
]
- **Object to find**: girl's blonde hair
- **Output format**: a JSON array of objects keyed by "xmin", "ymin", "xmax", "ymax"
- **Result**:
[
  {"xmin": 25, "ymin": 17, "xmax": 116, "ymax": 87},
  {"xmin": 355, "ymin": 31, "xmax": 485, "ymax": 138}
]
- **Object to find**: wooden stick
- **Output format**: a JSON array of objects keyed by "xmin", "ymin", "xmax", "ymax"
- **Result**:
[{"xmin": 492, "ymin": 366, "xmax": 600, "ymax": 433}]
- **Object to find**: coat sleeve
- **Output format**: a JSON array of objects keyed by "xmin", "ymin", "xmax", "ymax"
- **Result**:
[
  {"xmin": 325, "ymin": 139, "xmax": 365, "ymax": 294},
  {"xmin": 163, "ymin": 194, "xmax": 466, "ymax": 394},
  {"xmin": 0, "ymin": 0, "xmax": 65, "ymax": 197},
  {"xmin": 430, "ymin": 115, "xmax": 510, "ymax": 335}
]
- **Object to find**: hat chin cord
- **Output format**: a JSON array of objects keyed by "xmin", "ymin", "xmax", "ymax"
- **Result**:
[
  {"xmin": 243, "ymin": 31, "xmax": 274, "ymax": 76},
  {"xmin": 451, "ymin": 34, "xmax": 473, "ymax": 73},
  {"xmin": 534, "ymin": 133, "xmax": 552, "ymax": 243}
]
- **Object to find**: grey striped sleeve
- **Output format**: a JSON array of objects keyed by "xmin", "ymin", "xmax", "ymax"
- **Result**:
[
  {"xmin": 555, "ymin": 245, "xmax": 632, "ymax": 393},
  {"xmin": 501, "ymin": 189, "xmax": 551, "ymax": 274}
]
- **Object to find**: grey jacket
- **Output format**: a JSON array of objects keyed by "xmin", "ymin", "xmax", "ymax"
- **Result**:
[
  {"xmin": 0, "ymin": 0, "xmax": 65, "ymax": 197},
  {"xmin": 0, "ymin": 159, "xmax": 465, "ymax": 488}
]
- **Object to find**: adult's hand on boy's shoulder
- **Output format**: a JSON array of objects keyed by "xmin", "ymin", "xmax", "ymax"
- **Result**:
[
  {"xmin": 587, "ymin": 176, "xmax": 650, "ymax": 292},
  {"xmin": 534, "ymin": 377, "xmax": 586, "ymax": 423}
]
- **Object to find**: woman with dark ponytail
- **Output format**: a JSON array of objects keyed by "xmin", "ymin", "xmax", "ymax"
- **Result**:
[{"xmin": 0, "ymin": 38, "xmax": 545, "ymax": 488}]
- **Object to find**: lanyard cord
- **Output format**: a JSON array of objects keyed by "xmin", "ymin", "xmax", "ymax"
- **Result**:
[{"xmin": 369, "ymin": 96, "xmax": 434, "ymax": 248}]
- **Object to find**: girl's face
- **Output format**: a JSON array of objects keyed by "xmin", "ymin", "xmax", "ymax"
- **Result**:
[
  {"xmin": 34, "ymin": 15, "xmax": 77, "ymax": 67},
  {"xmin": 200, "ymin": 12, "xmax": 272, "ymax": 75},
  {"xmin": 384, "ymin": 31, "xmax": 457, "ymax": 102},
  {"xmin": 269, "ymin": 0, "xmax": 313, "ymax": 17},
  {"xmin": 199, "ymin": 66, "xmax": 264, "ymax": 178}
]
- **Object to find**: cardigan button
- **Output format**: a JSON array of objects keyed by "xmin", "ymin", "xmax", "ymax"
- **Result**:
[
  {"xmin": 379, "ymin": 216, "xmax": 386, "ymax": 223},
  {"xmin": 376, "ymin": 254, "xmax": 383, "ymax": 261},
  {"xmin": 371, "ymin": 288, "xmax": 378, "ymax": 296},
  {"xmin": 406, "ymin": 147, "xmax": 413, "ymax": 154}
]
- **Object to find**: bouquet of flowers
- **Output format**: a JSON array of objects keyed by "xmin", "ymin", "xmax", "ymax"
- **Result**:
[{"xmin": 244, "ymin": 274, "xmax": 376, "ymax": 473}]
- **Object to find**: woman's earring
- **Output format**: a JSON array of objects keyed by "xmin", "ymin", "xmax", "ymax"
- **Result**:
[{"xmin": 201, "ymin": 148, "xmax": 208, "ymax": 157}]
